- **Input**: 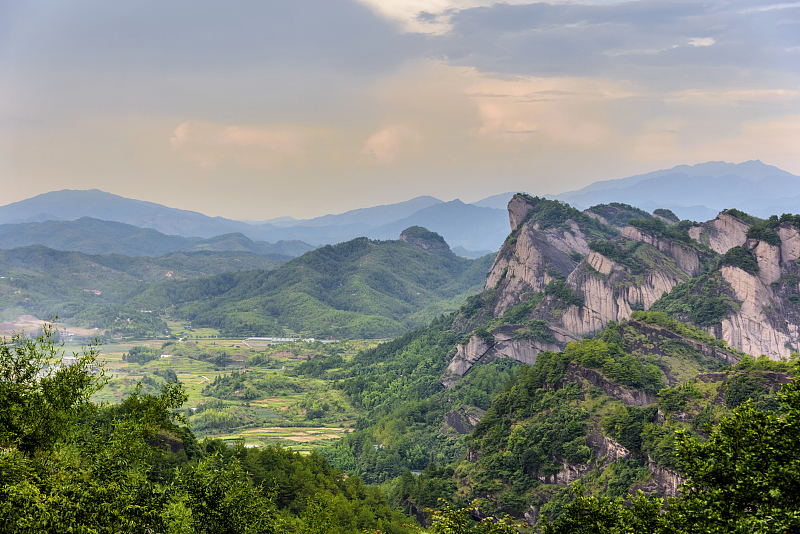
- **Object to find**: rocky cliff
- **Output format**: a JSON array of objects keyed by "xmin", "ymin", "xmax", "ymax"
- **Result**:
[
  {"xmin": 710, "ymin": 258, "xmax": 800, "ymax": 359},
  {"xmin": 450, "ymin": 195, "xmax": 737, "ymax": 384},
  {"xmin": 688, "ymin": 211, "xmax": 749, "ymax": 255}
]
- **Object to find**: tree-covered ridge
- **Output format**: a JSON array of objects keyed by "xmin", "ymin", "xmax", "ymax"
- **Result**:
[
  {"xmin": 653, "ymin": 208, "xmax": 679, "ymax": 223},
  {"xmin": 542, "ymin": 363, "xmax": 800, "ymax": 534},
  {"xmin": 721, "ymin": 208, "xmax": 761, "ymax": 226},
  {"xmin": 130, "ymin": 237, "xmax": 494, "ymax": 339},
  {"xmin": 0, "ymin": 245, "xmax": 288, "ymax": 337},
  {"xmin": 0, "ymin": 216, "xmax": 314, "ymax": 257},
  {"xmin": 512, "ymin": 194, "xmax": 619, "ymax": 240},
  {"xmin": 626, "ymin": 217, "xmax": 709, "ymax": 251},
  {"xmin": 586, "ymin": 203, "xmax": 653, "ymax": 227},
  {"xmin": 456, "ymin": 318, "xmax": 795, "ymax": 524}
]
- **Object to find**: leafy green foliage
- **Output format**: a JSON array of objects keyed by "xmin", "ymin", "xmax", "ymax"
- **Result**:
[
  {"xmin": 724, "ymin": 373, "xmax": 780, "ymax": 412},
  {"xmin": 657, "ymin": 382, "xmax": 701, "ymax": 413},
  {"xmin": 720, "ymin": 246, "xmax": 759, "ymax": 273},
  {"xmin": 421, "ymin": 500, "xmax": 517, "ymax": 534},
  {"xmin": 544, "ymin": 280, "xmax": 583, "ymax": 307},
  {"xmin": 542, "ymin": 367, "xmax": 800, "ymax": 533},
  {"xmin": 601, "ymin": 405, "xmax": 657, "ymax": 453},
  {"xmin": 541, "ymin": 485, "xmax": 664, "ymax": 534},
  {"xmin": 746, "ymin": 222, "xmax": 781, "ymax": 245},
  {"xmin": 653, "ymin": 209, "xmax": 680, "ymax": 223},
  {"xmin": 0, "ymin": 327, "xmax": 417, "ymax": 534},
  {"xmin": 202, "ymin": 370, "xmax": 306, "ymax": 399},
  {"xmin": 650, "ymin": 272, "xmax": 740, "ymax": 327},
  {"xmin": 587, "ymin": 203, "xmax": 653, "ymax": 227},
  {"xmin": 123, "ymin": 345, "xmax": 160, "ymax": 364},
  {"xmin": 389, "ymin": 464, "xmax": 457, "ymax": 510},
  {"xmin": 0, "ymin": 325, "xmax": 104, "ymax": 453},
  {"xmin": 588, "ymin": 240, "xmax": 641, "ymax": 271}
]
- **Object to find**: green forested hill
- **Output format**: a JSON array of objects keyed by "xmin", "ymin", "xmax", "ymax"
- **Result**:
[
  {"xmin": 0, "ymin": 246, "xmax": 289, "ymax": 334},
  {"xmin": 0, "ymin": 217, "xmax": 315, "ymax": 257},
  {"xmin": 133, "ymin": 236, "xmax": 495, "ymax": 338}
]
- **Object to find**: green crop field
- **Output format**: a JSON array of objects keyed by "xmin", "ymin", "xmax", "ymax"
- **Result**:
[{"xmin": 91, "ymin": 336, "xmax": 376, "ymax": 448}]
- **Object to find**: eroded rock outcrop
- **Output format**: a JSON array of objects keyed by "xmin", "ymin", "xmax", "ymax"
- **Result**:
[
  {"xmin": 748, "ymin": 239, "xmax": 781, "ymax": 285},
  {"xmin": 688, "ymin": 212, "xmax": 749, "ymax": 254},
  {"xmin": 399, "ymin": 226, "xmax": 450, "ymax": 253},
  {"xmin": 485, "ymin": 227, "xmax": 577, "ymax": 316},
  {"xmin": 443, "ymin": 327, "xmax": 562, "ymax": 387},
  {"xmin": 621, "ymin": 226, "xmax": 703, "ymax": 277},
  {"xmin": 777, "ymin": 222, "xmax": 800, "ymax": 262},
  {"xmin": 631, "ymin": 320, "xmax": 741, "ymax": 366},
  {"xmin": 711, "ymin": 264, "xmax": 800, "ymax": 359},
  {"xmin": 481, "ymin": 194, "xmax": 717, "ymax": 351}
]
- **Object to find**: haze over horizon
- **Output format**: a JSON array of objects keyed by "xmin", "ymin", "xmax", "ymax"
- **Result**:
[{"xmin": 2, "ymin": 0, "xmax": 799, "ymax": 220}]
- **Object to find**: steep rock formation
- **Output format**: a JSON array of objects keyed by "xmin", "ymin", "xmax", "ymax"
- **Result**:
[
  {"xmin": 777, "ymin": 222, "xmax": 800, "ymax": 262},
  {"xmin": 480, "ymin": 195, "xmax": 716, "ymax": 353},
  {"xmin": 621, "ymin": 226, "xmax": 703, "ymax": 277},
  {"xmin": 485, "ymin": 227, "xmax": 577, "ymax": 316},
  {"xmin": 584, "ymin": 210, "xmax": 610, "ymax": 226},
  {"xmin": 508, "ymin": 194, "xmax": 536, "ymax": 231},
  {"xmin": 550, "ymin": 263, "xmax": 687, "ymax": 339},
  {"xmin": 711, "ymin": 265, "xmax": 800, "ymax": 359},
  {"xmin": 635, "ymin": 460, "xmax": 685, "ymax": 499},
  {"xmin": 688, "ymin": 212, "xmax": 749, "ymax": 254},
  {"xmin": 442, "ymin": 326, "xmax": 562, "ymax": 387}
]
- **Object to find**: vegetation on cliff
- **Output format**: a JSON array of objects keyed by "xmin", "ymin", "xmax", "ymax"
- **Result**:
[{"xmin": 586, "ymin": 203, "xmax": 653, "ymax": 227}]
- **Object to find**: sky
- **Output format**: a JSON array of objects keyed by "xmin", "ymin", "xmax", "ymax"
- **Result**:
[{"xmin": 1, "ymin": 0, "xmax": 799, "ymax": 220}]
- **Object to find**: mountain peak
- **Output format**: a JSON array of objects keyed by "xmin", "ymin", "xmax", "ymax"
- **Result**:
[{"xmin": 399, "ymin": 226, "xmax": 450, "ymax": 253}]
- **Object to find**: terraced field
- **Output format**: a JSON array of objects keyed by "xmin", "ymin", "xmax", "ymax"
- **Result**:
[{"xmin": 88, "ymin": 336, "xmax": 375, "ymax": 449}]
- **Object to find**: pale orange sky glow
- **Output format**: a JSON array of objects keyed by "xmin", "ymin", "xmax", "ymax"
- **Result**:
[{"xmin": 1, "ymin": 0, "xmax": 799, "ymax": 219}]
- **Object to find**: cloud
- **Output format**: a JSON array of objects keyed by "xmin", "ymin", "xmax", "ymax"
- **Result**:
[
  {"xmin": 688, "ymin": 37, "xmax": 716, "ymax": 47},
  {"xmin": 422, "ymin": 0, "xmax": 800, "ymax": 90},
  {"xmin": 169, "ymin": 121, "xmax": 306, "ymax": 170},
  {"xmin": 361, "ymin": 124, "xmax": 422, "ymax": 163}
]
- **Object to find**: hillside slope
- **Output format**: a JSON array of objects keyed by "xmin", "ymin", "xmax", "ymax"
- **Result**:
[
  {"xmin": 0, "ymin": 246, "xmax": 290, "ymax": 335},
  {"xmin": 314, "ymin": 194, "xmax": 800, "ymax": 528},
  {"xmin": 0, "ymin": 217, "xmax": 314, "ymax": 257},
  {"xmin": 131, "ymin": 228, "xmax": 494, "ymax": 338}
]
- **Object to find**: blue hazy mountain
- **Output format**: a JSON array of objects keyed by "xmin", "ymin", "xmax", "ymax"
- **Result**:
[
  {"xmin": 552, "ymin": 160, "xmax": 800, "ymax": 219},
  {"xmin": 0, "ymin": 217, "xmax": 314, "ymax": 257}
]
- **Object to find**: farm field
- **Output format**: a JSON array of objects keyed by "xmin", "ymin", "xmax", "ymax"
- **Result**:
[{"xmin": 89, "ymin": 336, "xmax": 375, "ymax": 449}]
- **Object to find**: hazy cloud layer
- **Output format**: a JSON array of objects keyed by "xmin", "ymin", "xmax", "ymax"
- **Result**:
[
  {"xmin": 430, "ymin": 0, "xmax": 800, "ymax": 87},
  {"xmin": 1, "ymin": 0, "xmax": 799, "ymax": 219}
]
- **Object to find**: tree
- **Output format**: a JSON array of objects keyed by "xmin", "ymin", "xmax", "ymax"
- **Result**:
[
  {"xmin": 665, "ymin": 371, "xmax": 800, "ymax": 533},
  {"xmin": 0, "ymin": 325, "xmax": 286, "ymax": 533},
  {"xmin": 542, "ymin": 366, "xmax": 800, "ymax": 534},
  {"xmin": 418, "ymin": 500, "xmax": 518, "ymax": 534}
]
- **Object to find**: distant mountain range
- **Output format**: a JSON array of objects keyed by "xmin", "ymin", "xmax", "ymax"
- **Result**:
[
  {"xmin": 3, "ymin": 160, "xmax": 799, "ymax": 259},
  {"xmin": 550, "ymin": 160, "xmax": 800, "ymax": 221},
  {"xmin": 0, "ymin": 190, "xmax": 511, "ymax": 255}
]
